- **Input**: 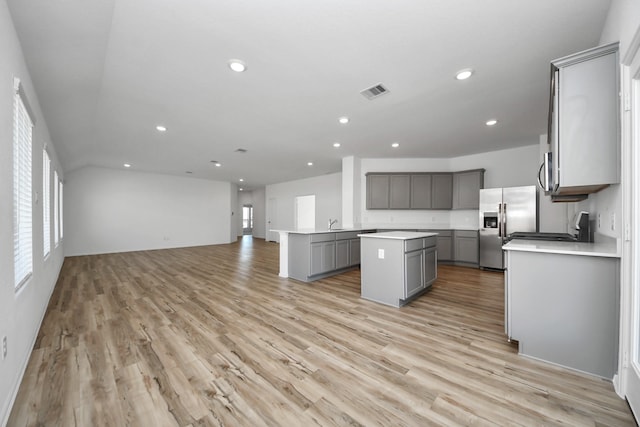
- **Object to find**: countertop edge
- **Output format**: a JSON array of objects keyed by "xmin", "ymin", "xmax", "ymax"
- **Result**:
[{"xmin": 502, "ymin": 239, "xmax": 620, "ymax": 258}]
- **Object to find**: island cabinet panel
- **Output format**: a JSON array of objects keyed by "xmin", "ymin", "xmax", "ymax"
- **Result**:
[
  {"xmin": 453, "ymin": 169, "xmax": 484, "ymax": 209},
  {"xmin": 310, "ymin": 241, "xmax": 336, "ymax": 275},
  {"xmin": 453, "ymin": 230, "xmax": 479, "ymax": 265},
  {"xmin": 410, "ymin": 174, "xmax": 432, "ymax": 209},
  {"xmin": 431, "ymin": 174, "xmax": 453, "ymax": 209},
  {"xmin": 404, "ymin": 250, "xmax": 425, "ymax": 298},
  {"xmin": 361, "ymin": 232, "xmax": 438, "ymax": 307}
]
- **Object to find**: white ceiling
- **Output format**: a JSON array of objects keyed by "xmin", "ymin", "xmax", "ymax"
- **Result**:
[{"xmin": 7, "ymin": 0, "xmax": 611, "ymax": 190}]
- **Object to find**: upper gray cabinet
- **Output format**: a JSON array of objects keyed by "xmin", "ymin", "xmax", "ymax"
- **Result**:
[
  {"xmin": 410, "ymin": 174, "xmax": 432, "ymax": 209},
  {"xmin": 452, "ymin": 169, "xmax": 485, "ymax": 209},
  {"xmin": 431, "ymin": 174, "xmax": 453, "ymax": 209},
  {"xmin": 546, "ymin": 43, "xmax": 619, "ymax": 198},
  {"xmin": 367, "ymin": 171, "xmax": 477, "ymax": 210},
  {"xmin": 390, "ymin": 175, "xmax": 411, "ymax": 209},
  {"xmin": 367, "ymin": 174, "xmax": 390, "ymax": 209}
]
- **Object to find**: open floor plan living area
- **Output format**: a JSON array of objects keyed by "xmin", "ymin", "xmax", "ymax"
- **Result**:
[{"xmin": 2, "ymin": 0, "xmax": 640, "ymax": 425}]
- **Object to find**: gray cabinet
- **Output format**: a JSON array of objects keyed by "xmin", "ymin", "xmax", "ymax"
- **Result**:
[
  {"xmin": 288, "ymin": 230, "xmax": 375, "ymax": 282},
  {"xmin": 453, "ymin": 169, "xmax": 484, "ymax": 209},
  {"xmin": 390, "ymin": 175, "xmax": 411, "ymax": 209},
  {"xmin": 431, "ymin": 174, "xmax": 453, "ymax": 209},
  {"xmin": 505, "ymin": 249, "xmax": 619, "ymax": 378},
  {"xmin": 310, "ymin": 241, "xmax": 335, "ymax": 275},
  {"xmin": 335, "ymin": 239, "xmax": 350, "ymax": 269},
  {"xmin": 435, "ymin": 230, "xmax": 453, "ymax": 261},
  {"xmin": 367, "ymin": 175, "xmax": 390, "ymax": 209},
  {"xmin": 405, "ymin": 250, "xmax": 425, "ymax": 298},
  {"xmin": 424, "ymin": 247, "xmax": 437, "ymax": 285},
  {"xmin": 410, "ymin": 174, "xmax": 432, "ymax": 209},
  {"xmin": 361, "ymin": 233, "xmax": 438, "ymax": 307},
  {"xmin": 547, "ymin": 43, "xmax": 619, "ymax": 197},
  {"xmin": 454, "ymin": 230, "xmax": 479, "ymax": 265},
  {"xmin": 349, "ymin": 239, "xmax": 361, "ymax": 265},
  {"xmin": 366, "ymin": 172, "xmax": 461, "ymax": 210}
]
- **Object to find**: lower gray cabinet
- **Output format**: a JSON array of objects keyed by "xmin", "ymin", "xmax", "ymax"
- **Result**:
[
  {"xmin": 349, "ymin": 238, "xmax": 361, "ymax": 265},
  {"xmin": 454, "ymin": 230, "xmax": 479, "ymax": 265},
  {"xmin": 404, "ymin": 250, "xmax": 425, "ymax": 298},
  {"xmin": 288, "ymin": 230, "xmax": 374, "ymax": 282},
  {"xmin": 336, "ymin": 239, "xmax": 350, "ymax": 269},
  {"xmin": 424, "ymin": 246, "xmax": 437, "ymax": 284},
  {"xmin": 310, "ymin": 241, "xmax": 336, "ymax": 275}
]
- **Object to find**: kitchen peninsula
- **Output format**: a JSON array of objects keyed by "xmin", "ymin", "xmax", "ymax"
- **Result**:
[{"xmin": 273, "ymin": 228, "xmax": 376, "ymax": 282}]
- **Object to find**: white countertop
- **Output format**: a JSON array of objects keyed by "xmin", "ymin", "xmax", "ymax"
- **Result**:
[
  {"xmin": 502, "ymin": 239, "xmax": 620, "ymax": 258},
  {"xmin": 358, "ymin": 231, "xmax": 439, "ymax": 240},
  {"xmin": 271, "ymin": 228, "xmax": 375, "ymax": 235}
]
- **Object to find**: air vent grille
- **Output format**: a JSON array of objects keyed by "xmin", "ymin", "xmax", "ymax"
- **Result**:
[
  {"xmin": 360, "ymin": 83, "xmax": 389, "ymax": 100},
  {"xmin": 235, "ymin": 148, "xmax": 248, "ymax": 153}
]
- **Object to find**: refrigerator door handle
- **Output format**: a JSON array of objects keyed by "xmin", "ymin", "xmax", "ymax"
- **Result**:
[
  {"xmin": 498, "ymin": 204, "xmax": 502, "ymax": 237},
  {"xmin": 502, "ymin": 203, "xmax": 508, "ymax": 239}
]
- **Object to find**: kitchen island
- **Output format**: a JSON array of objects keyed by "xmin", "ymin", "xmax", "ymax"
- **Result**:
[
  {"xmin": 360, "ymin": 231, "xmax": 438, "ymax": 307},
  {"xmin": 503, "ymin": 238, "xmax": 620, "ymax": 378},
  {"xmin": 273, "ymin": 228, "xmax": 376, "ymax": 282}
]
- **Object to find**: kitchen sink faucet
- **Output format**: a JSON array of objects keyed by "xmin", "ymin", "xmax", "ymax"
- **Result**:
[{"xmin": 328, "ymin": 219, "xmax": 338, "ymax": 230}]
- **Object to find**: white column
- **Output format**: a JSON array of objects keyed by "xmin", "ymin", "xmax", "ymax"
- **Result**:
[{"xmin": 277, "ymin": 231, "xmax": 290, "ymax": 277}]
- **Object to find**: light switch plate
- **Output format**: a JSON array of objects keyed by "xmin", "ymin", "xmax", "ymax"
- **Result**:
[{"xmin": 378, "ymin": 249, "xmax": 385, "ymax": 259}]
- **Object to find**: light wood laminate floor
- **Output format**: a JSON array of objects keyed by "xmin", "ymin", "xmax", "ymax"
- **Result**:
[{"xmin": 8, "ymin": 237, "xmax": 635, "ymax": 426}]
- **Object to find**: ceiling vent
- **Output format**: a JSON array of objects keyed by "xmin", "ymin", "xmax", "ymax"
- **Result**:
[
  {"xmin": 360, "ymin": 83, "xmax": 389, "ymax": 100},
  {"xmin": 235, "ymin": 148, "xmax": 248, "ymax": 153}
]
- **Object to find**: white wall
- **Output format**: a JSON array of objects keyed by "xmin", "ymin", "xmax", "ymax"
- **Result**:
[
  {"xmin": 64, "ymin": 166, "xmax": 234, "ymax": 256},
  {"xmin": 252, "ymin": 187, "xmax": 266, "ymax": 239},
  {"xmin": 265, "ymin": 173, "xmax": 342, "ymax": 241},
  {"xmin": 1, "ymin": 2, "xmax": 65, "ymax": 424}
]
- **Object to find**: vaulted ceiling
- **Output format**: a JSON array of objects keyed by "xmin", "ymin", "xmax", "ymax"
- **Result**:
[{"xmin": 7, "ymin": 0, "xmax": 611, "ymax": 189}]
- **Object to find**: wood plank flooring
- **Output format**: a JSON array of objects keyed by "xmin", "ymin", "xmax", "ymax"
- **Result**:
[{"xmin": 8, "ymin": 236, "xmax": 635, "ymax": 426}]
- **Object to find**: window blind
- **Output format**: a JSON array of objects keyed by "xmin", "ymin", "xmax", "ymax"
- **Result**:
[
  {"xmin": 54, "ymin": 170, "xmax": 59, "ymax": 246},
  {"xmin": 13, "ymin": 79, "xmax": 34, "ymax": 289},
  {"xmin": 59, "ymin": 180, "xmax": 63, "ymax": 240},
  {"xmin": 43, "ymin": 149, "xmax": 50, "ymax": 257}
]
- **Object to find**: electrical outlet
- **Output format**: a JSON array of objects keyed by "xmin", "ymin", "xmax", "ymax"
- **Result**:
[
  {"xmin": 597, "ymin": 213, "xmax": 601, "ymax": 229},
  {"xmin": 2, "ymin": 336, "xmax": 7, "ymax": 360},
  {"xmin": 378, "ymin": 249, "xmax": 385, "ymax": 259},
  {"xmin": 610, "ymin": 212, "xmax": 616, "ymax": 231}
]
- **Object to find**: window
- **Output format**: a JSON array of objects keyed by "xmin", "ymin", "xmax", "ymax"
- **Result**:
[
  {"xmin": 59, "ymin": 180, "xmax": 63, "ymax": 240},
  {"xmin": 54, "ymin": 170, "xmax": 59, "ymax": 246},
  {"xmin": 13, "ymin": 79, "xmax": 34, "ymax": 289},
  {"xmin": 43, "ymin": 149, "xmax": 50, "ymax": 257}
]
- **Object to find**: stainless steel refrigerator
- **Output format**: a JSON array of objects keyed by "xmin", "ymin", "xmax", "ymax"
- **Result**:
[{"xmin": 479, "ymin": 185, "xmax": 538, "ymax": 269}]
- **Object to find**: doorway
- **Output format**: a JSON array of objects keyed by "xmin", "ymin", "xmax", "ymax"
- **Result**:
[
  {"xmin": 242, "ymin": 204, "xmax": 253, "ymax": 235},
  {"xmin": 294, "ymin": 195, "xmax": 315, "ymax": 230}
]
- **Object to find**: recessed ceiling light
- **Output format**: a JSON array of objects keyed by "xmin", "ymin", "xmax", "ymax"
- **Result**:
[
  {"xmin": 333, "ymin": 142, "xmax": 341, "ymax": 148},
  {"xmin": 391, "ymin": 142, "xmax": 400, "ymax": 148},
  {"xmin": 338, "ymin": 116, "xmax": 349, "ymax": 124},
  {"xmin": 215, "ymin": 162, "xmax": 221, "ymax": 167},
  {"xmin": 307, "ymin": 162, "xmax": 313, "ymax": 166},
  {"xmin": 239, "ymin": 188, "xmax": 244, "ymax": 191},
  {"xmin": 123, "ymin": 163, "xmax": 131, "ymax": 168},
  {"xmin": 455, "ymin": 69, "xmax": 474, "ymax": 80},
  {"xmin": 239, "ymin": 178, "xmax": 244, "ymax": 182},
  {"xmin": 156, "ymin": 125, "xmax": 167, "ymax": 132},
  {"xmin": 228, "ymin": 59, "xmax": 247, "ymax": 73},
  {"xmin": 486, "ymin": 119, "xmax": 498, "ymax": 126}
]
